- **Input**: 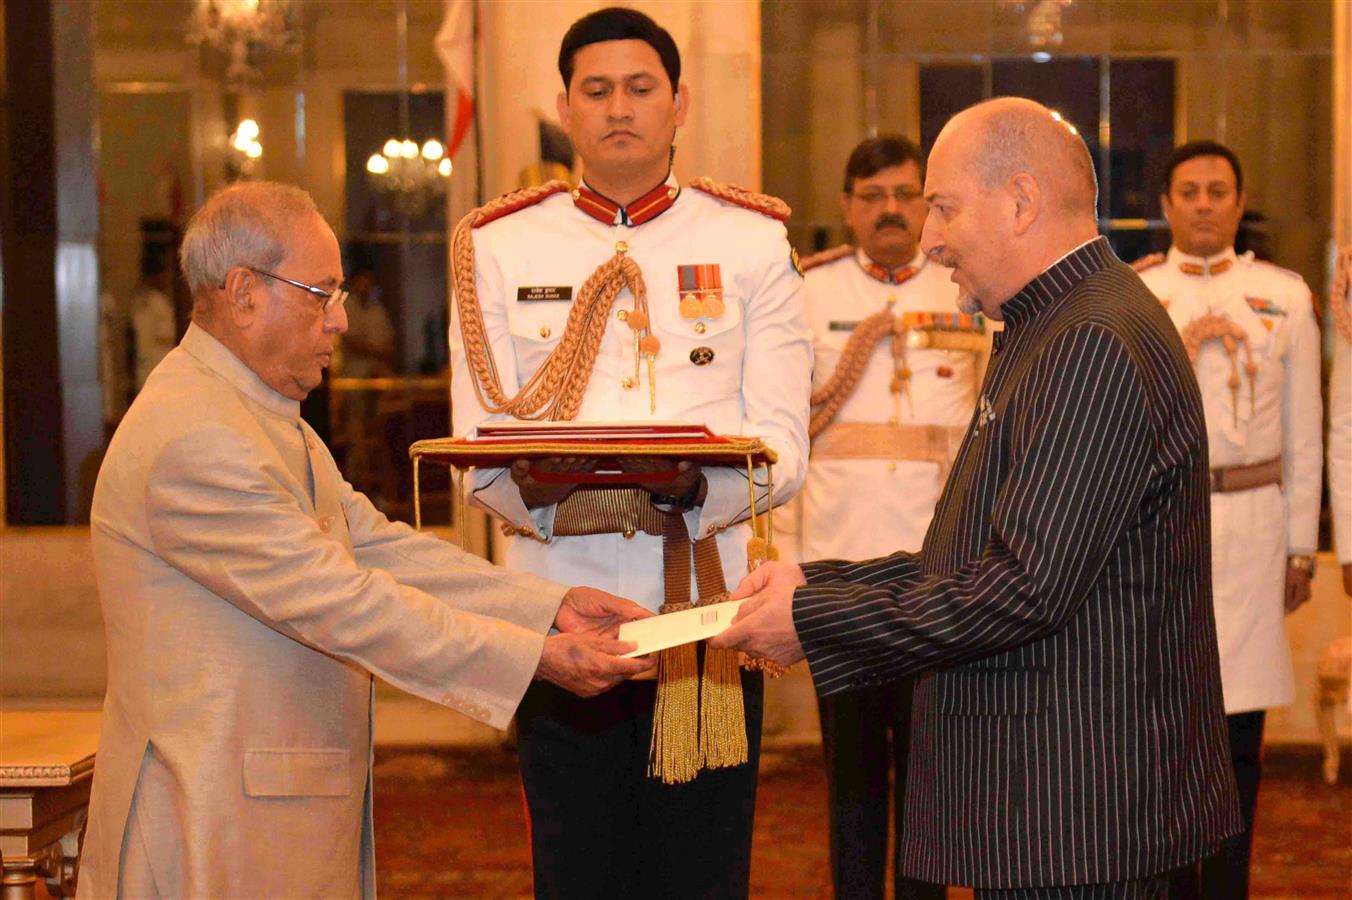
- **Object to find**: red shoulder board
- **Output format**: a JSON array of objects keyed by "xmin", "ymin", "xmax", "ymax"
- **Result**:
[
  {"xmin": 1129, "ymin": 252, "xmax": 1166, "ymax": 274},
  {"xmin": 799, "ymin": 244, "xmax": 854, "ymax": 273},
  {"xmin": 471, "ymin": 181, "xmax": 570, "ymax": 229},
  {"xmin": 688, "ymin": 176, "xmax": 791, "ymax": 222}
]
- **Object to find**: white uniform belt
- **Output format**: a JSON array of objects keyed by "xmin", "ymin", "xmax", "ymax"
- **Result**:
[
  {"xmin": 1210, "ymin": 456, "xmax": 1282, "ymax": 494},
  {"xmin": 811, "ymin": 421, "xmax": 967, "ymax": 477}
]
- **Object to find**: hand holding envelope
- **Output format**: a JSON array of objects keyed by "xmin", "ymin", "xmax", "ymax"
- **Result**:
[
  {"xmin": 706, "ymin": 561, "xmax": 809, "ymax": 668},
  {"xmin": 537, "ymin": 587, "xmax": 656, "ymax": 697}
]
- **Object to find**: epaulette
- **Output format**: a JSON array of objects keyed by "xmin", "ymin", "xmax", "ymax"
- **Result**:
[
  {"xmin": 799, "ymin": 244, "xmax": 854, "ymax": 273},
  {"xmin": 688, "ymin": 176, "xmax": 790, "ymax": 222},
  {"xmin": 1129, "ymin": 252, "xmax": 1166, "ymax": 274},
  {"xmin": 470, "ymin": 181, "xmax": 570, "ymax": 229},
  {"xmin": 1251, "ymin": 258, "xmax": 1304, "ymax": 282}
]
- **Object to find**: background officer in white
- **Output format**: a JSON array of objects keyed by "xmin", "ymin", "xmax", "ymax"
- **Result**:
[
  {"xmin": 448, "ymin": 8, "xmax": 810, "ymax": 898},
  {"xmin": 791, "ymin": 135, "xmax": 982, "ymax": 900},
  {"xmin": 1135, "ymin": 140, "xmax": 1322, "ymax": 899},
  {"xmin": 1330, "ymin": 243, "xmax": 1352, "ymax": 597}
]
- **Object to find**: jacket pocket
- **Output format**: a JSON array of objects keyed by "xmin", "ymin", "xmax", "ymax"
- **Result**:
[
  {"xmin": 243, "ymin": 748, "xmax": 351, "ymax": 797},
  {"xmin": 932, "ymin": 667, "xmax": 1049, "ymax": 716}
]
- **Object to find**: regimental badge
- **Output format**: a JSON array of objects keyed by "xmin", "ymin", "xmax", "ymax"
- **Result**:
[
  {"xmin": 678, "ymin": 264, "xmax": 725, "ymax": 322},
  {"xmin": 690, "ymin": 346, "xmax": 715, "ymax": 366}
]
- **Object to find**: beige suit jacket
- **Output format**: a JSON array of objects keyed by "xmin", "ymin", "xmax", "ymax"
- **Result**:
[{"xmin": 78, "ymin": 325, "xmax": 563, "ymax": 898}]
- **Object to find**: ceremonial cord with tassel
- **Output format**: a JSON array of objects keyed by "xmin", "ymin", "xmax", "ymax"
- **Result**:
[{"xmin": 453, "ymin": 186, "xmax": 756, "ymax": 783}]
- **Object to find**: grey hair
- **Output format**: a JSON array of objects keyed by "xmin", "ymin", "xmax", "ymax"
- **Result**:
[{"xmin": 179, "ymin": 181, "xmax": 320, "ymax": 301}]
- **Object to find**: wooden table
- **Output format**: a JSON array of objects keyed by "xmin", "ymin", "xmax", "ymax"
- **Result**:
[{"xmin": 0, "ymin": 712, "xmax": 100, "ymax": 899}]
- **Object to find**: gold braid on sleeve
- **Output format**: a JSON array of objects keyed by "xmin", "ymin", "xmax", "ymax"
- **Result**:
[
  {"xmin": 451, "ymin": 181, "xmax": 653, "ymax": 421},
  {"xmin": 808, "ymin": 309, "xmax": 896, "ymax": 438}
]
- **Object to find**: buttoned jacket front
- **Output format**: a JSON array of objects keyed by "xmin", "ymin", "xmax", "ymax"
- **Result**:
[
  {"xmin": 79, "ymin": 325, "xmax": 562, "ymax": 898},
  {"xmin": 1138, "ymin": 246, "xmax": 1322, "ymax": 713},
  {"xmin": 450, "ymin": 180, "xmax": 811, "ymax": 611}
]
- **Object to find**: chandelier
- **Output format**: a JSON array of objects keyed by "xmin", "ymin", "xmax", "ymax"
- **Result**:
[
  {"xmin": 187, "ymin": 0, "xmax": 301, "ymax": 87},
  {"xmin": 366, "ymin": 139, "xmax": 453, "ymax": 217},
  {"xmin": 1002, "ymin": 0, "xmax": 1075, "ymax": 48},
  {"xmin": 227, "ymin": 119, "xmax": 263, "ymax": 179}
]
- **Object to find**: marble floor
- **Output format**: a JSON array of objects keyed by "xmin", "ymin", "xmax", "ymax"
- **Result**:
[{"xmin": 372, "ymin": 743, "xmax": 1351, "ymax": 898}]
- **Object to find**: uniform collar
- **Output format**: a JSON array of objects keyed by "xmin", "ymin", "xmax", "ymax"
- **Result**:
[
  {"xmin": 572, "ymin": 172, "xmax": 680, "ymax": 227},
  {"xmin": 855, "ymin": 248, "xmax": 925, "ymax": 285},
  {"xmin": 1000, "ymin": 236, "xmax": 1114, "ymax": 330},
  {"xmin": 180, "ymin": 322, "xmax": 301, "ymax": 421},
  {"xmin": 1168, "ymin": 245, "xmax": 1237, "ymax": 277}
]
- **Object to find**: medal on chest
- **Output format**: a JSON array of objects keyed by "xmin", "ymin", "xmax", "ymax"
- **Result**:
[
  {"xmin": 889, "ymin": 309, "xmax": 984, "ymax": 418},
  {"xmin": 677, "ymin": 264, "xmax": 725, "ymax": 331}
]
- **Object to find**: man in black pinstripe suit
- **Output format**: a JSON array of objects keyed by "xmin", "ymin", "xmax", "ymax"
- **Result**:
[{"xmin": 714, "ymin": 98, "xmax": 1240, "ymax": 899}]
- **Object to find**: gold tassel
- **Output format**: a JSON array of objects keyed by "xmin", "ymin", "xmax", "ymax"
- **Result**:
[
  {"xmin": 745, "ymin": 535, "xmax": 779, "ymax": 566},
  {"xmin": 648, "ymin": 636, "xmax": 701, "ymax": 785},
  {"xmin": 699, "ymin": 618, "xmax": 749, "ymax": 769}
]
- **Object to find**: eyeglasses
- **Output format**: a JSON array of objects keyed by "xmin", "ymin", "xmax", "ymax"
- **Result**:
[
  {"xmin": 850, "ymin": 187, "xmax": 925, "ymax": 206},
  {"xmin": 227, "ymin": 266, "xmax": 349, "ymax": 314}
]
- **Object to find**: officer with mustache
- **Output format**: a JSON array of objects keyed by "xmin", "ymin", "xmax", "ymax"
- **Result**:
[{"xmin": 786, "ymin": 135, "xmax": 990, "ymax": 900}]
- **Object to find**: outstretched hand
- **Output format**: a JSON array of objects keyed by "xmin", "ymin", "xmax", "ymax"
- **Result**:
[
  {"xmin": 536, "ymin": 633, "xmax": 653, "ymax": 697},
  {"xmin": 555, "ymin": 586, "xmax": 653, "ymax": 637},
  {"xmin": 709, "ymin": 561, "xmax": 808, "ymax": 667}
]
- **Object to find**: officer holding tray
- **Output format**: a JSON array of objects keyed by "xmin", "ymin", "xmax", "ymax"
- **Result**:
[{"xmin": 447, "ymin": 7, "xmax": 810, "ymax": 898}]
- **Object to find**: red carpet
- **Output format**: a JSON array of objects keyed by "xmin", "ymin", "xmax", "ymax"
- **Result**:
[{"xmin": 373, "ymin": 744, "xmax": 1352, "ymax": 898}]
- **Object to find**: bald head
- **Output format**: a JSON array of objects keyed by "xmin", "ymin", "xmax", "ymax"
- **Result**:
[
  {"xmin": 919, "ymin": 97, "xmax": 1102, "ymax": 318},
  {"xmin": 945, "ymin": 97, "xmax": 1098, "ymax": 220}
]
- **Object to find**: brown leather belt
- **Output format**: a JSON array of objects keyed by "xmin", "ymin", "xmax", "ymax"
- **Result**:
[
  {"xmin": 811, "ymin": 421, "xmax": 967, "ymax": 479},
  {"xmin": 1210, "ymin": 457, "xmax": 1282, "ymax": 494},
  {"xmin": 552, "ymin": 484, "xmax": 729, "ymax": 650}
]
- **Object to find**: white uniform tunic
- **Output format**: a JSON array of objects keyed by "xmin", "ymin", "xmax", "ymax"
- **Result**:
[
  {"xmin": 791, "ymin": 249, "xmax": 983, "ymax": 561},
  {"xmin": 1138, "ymin": 246, "xmax": 1322, "ymax": 713},
  {"xmin": 450, "ymin": 178, "xmax": 811, "ymax": 613}
]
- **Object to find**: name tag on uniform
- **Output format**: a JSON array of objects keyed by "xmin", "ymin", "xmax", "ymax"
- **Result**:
[
  {"xmin": 517, "ymin": 286, "xmax": 573, "ymax": 303},
  {"xmin": 828, "ymin": 321, "xmax": 860, "ymax": 332}
]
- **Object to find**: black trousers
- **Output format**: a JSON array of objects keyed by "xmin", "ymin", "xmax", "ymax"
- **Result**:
[
  {"xmin": 1167, "ymin": 709, "xmax": 1265, "ymax": 899},
  {"xmin": 516, "ymin": 670, "xmax": 764, "ymax": 900},
  {"xmin": 976, "ymin": 874, "xmax": 1168, "ymax": 899},
  {"xmin": 818, "ymin": 676, "xmax": 944, "ymax": 900}
]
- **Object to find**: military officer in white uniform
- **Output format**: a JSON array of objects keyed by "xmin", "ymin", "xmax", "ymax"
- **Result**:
[
  {"xmin": 1135, "ymin": 140, "xmax": 1322, "ymax": 900},
  {"xmin": 1329, "ymin": 244, "xmax": 1352, "ymax": 595},
  {"xmin": 788, "ymin": 136, "xmax": 983, "ymax": 900},
  {"xmin": 447, "ymin": 9, "xmax": 810, "ymax": 899}
]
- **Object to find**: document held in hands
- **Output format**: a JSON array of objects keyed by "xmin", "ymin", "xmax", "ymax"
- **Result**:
[{"xmin": 617, "ymin": 599, "xmax": 746, "ymax": 658}]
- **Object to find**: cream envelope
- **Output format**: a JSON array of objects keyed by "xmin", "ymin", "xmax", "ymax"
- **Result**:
[{"xmin": 618, "ymin": 599, "xmax": 746, "ymax": 658}]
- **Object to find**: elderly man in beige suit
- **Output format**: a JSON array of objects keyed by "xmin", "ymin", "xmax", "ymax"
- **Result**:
[{"xmin": 77, "ymin": 181, "xmax": 653, "ymax": 899}]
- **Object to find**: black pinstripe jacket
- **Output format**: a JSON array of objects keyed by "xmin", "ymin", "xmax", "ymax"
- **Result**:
[{"xmin": 794, "ymin": 238, "xmax": 1241, "ymax": 889}]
